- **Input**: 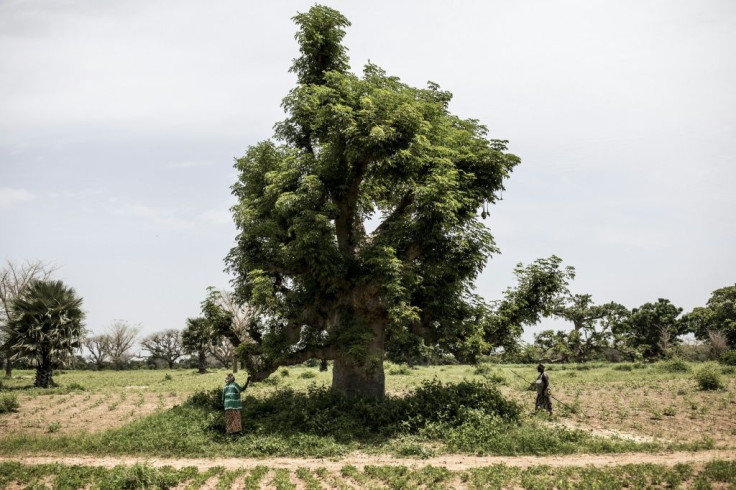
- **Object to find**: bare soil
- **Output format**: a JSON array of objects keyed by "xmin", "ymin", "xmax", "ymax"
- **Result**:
[
  {"xmin": 499, "ymin": 376, "xmax": 736, "ymax": 448},
  {"xmin": 1, "ymin": 450, "xmax": 735, "ymax": 471},
  {"xmin": 0, "ymin": 391, "xmax": 182, "ymax": 435}
]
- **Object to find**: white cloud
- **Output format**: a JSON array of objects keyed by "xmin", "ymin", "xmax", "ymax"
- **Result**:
[{"xmin": 0, "ymin": 187, "xmax": 35, "ymax": 209}]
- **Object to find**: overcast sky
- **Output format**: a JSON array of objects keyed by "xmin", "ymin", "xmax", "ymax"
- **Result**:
[{"xmin": 1, "ymin": 0, "xmax": 734, "ymax": 344}]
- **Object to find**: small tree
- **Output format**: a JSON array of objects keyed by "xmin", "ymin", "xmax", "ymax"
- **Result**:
[
  {"xmin": 551, "ymin": 295, "xmax": 630, "ymax": 362},
  {"xmin": 182, "ymin": 317, "xmax": 211, "ymax": 374},
  {"xmin": 708, "ymin": 329, "xmax": 729, "ymax": 360},
  {"xmin": 201, "ymin": 288, "xmax": 257, "ymax": 372},
  {"xmin": 141, "ymin": 329, "xmax": 185, "ymax": 369},
  {"xmin": 5, "ymin": 280, "xmax": 85, "ymax": 387},
  {"xmin": 0, "ymin": 260, "xmax": 57, "ymax": 377},
  {"xmin": 85, "ymin": 334, "xmax": 111, "ymax": 370},
  {"xmin": 683, "ymin": 285, "xmax": 736, "ymax": 348},
  {"xmin": 622, "ymin": 299, "xmax": 685, "ymax": 359},
  {"xmin": 209, "ymin": 337, "xmax": 235, "ymax": 368},
  {"xmin": 105, "ymin": 321, "xmax": 139, "ymax": 370}
]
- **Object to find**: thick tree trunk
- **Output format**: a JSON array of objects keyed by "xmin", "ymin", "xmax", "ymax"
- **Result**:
[
  {"xmin": 331, "ymin": 324, "xmax": 385, "ymax": 401},
  {"xmin": 35, "ymin": 353, "xmax": 53, "ymax": 388}
]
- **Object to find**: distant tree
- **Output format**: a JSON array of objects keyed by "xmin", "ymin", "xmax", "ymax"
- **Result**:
[
  {"xmin": 533, "ymin": 329, "xmax": 573, "ymax": 362},
  {"xmin": 209, "ymin": 337, "xmax": 235, "ymax": 368},
  {"xmin": 200, "ymin": 288, "xmax": 247, "ymax": 372},
  {"xmin": 85, "ymin": 334, "xmax": 111, "ymax": 370},
  {"xmin": 620, "ymin": 299, "xmax": 685, "ymax": 358},
  {"xmin": 551, "ymin": 294, "xmax": 630, "ymax": 362},
  {"xmin": 105, "ymin": 321, "xmax": 139, "ymax": 370},
  {"xmin": 5, "ymin": 280, "xmax": 85, "ymax": 387},
  {"xmin": 0, "ymin": 260, "xmax": 57, "ymax": 377},
  {"xmin": 683, "ymin": 285, "xmax": 736, "ymax": 348},
  {"xmin": 141, "ymin": 329, "xmax": 185, "ymax": 369},
  {"xmin": 182, "ymin": 317, "xmax": 211, "ymax": 374},
  {"xmin": 226, "ymin": 5, "xmax": 521, "ymax": 400}
]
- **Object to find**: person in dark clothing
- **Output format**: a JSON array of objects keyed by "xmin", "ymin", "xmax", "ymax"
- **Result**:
[{"xmin": 532, "ymin": 363, "xmax": 552, "ymax": 414}]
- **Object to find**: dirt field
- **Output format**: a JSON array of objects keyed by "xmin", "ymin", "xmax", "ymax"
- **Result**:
[
  {"xmin": 1, "ymin": 364, "xmax": 735, "ymax": 489},
  {"xmin": 499, "ymin": 376, "xmax": 736, "ymax": 448},
  {"xmin": 0, "ymin": 390, "xmax": 182, "ymax": 435}
]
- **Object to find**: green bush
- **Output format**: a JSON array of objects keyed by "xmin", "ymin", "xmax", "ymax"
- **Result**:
[
  {"xmin": 658, "ymin": 358, "xmax": 691, "ymax": 373},
  {"xmin": 298, "ymin": 371, "xmax": 317, "ymax": 379},
  {"xmin": 0, "ymin": 393, "xmax": 20, "ymax": 413},
  {"xmin": 719, "ymin": 350, "xmax": 736, "ymax": 366},
  {"xmin": 613, "ymin": 364, "xmax": 633, "ymax": 371},
  {"xmin": 388, "ymin": 365, "xmax": 411, "ymax": 375},
  {"xmin": 694, "ymin": 364, "xmax": 724, "ymax": 391}
]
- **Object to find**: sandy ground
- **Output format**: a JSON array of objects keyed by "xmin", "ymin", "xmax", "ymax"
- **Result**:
[{"xmin": 2, "ymin": 449, "xmax": 735, "ymax": 472}]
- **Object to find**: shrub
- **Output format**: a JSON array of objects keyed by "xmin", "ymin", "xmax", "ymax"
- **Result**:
[
  {"xmin": 0, "ymin": 393, "xmax": 20, "ymax": 413},
  {"xmin": 719, "ymin": 350, "xmax": 736, "ymax": 366},
  {"xmin": 473, "ymin": 364, "xmax": 492, "ymax": 375},
  {"xmin": 388, "ymin": 365, "xmax": 411, "ymax": 376},
  {"xmin": 694, "ymin": 364, "xmax": 724, "ymax": 391},
  {"xmin": 613, "ymin": 364, "xmax": 633, "ymax": 371},
  {"xmin": 298, "ymin": 371, "xmax": 317, "ymax": 379},
  {"xmin": 658, "ymin": 358, "xmax": 691, "ymax": 373}
]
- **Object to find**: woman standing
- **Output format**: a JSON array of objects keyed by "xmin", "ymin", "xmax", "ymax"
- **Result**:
[
  {"xmin": 533, "ymin": 364, "xmax": 552, "ymax": 414},
  {"xmin": 223, "ymin": 373, "xmax": 246, "ymax": 435}
]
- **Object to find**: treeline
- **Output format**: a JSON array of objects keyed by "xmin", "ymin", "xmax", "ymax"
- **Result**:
[
  {"xmin": 1, "ymin": 259, "xmax": 735, "ymax": 388},
  {"xmin": 0, "ymin": 261, "xmax": 248, "ymax": 383},
  {"xmin": 503, "ymin": 285, "xmax": 736, "ymax": 365}
]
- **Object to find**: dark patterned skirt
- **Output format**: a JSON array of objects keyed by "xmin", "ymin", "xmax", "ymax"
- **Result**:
[
  {"xmin": 535, "ymin": 392, "xmax": 552, "ymax": 413},
  {"xmin": 225, "ymin": 409, "xmax": 242, "ymax": 434}
]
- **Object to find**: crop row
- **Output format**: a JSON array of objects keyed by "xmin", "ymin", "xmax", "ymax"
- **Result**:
[{"xmin": 2, "ymin": 460, "xmax": 736, "ymax": 489}]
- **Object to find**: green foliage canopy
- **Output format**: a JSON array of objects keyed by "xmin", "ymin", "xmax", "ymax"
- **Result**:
[
  {"xmin": 227, "ymin": 5, "xmax": 520, "ymax": 398},
  {"xmin": 619, "ymin": 298, "xmax": 685, "ymax": 358},
  {"xmin": 683, "ymin": 284, "xmax": 736, "ymax": 347}
]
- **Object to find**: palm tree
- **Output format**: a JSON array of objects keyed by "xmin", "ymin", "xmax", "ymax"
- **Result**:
[{"xmin": 5, "ymin": 280, "xmax": 85, "ymax": 387}]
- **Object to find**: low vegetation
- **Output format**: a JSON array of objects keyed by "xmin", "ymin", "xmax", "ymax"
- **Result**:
[
  {"xmin": 1, "ymin": 460, "xmax": 735, "ymax": 489},
  {"xmin": 1, "ymin": 360, "xmax": 733, "ymax": 460}
]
